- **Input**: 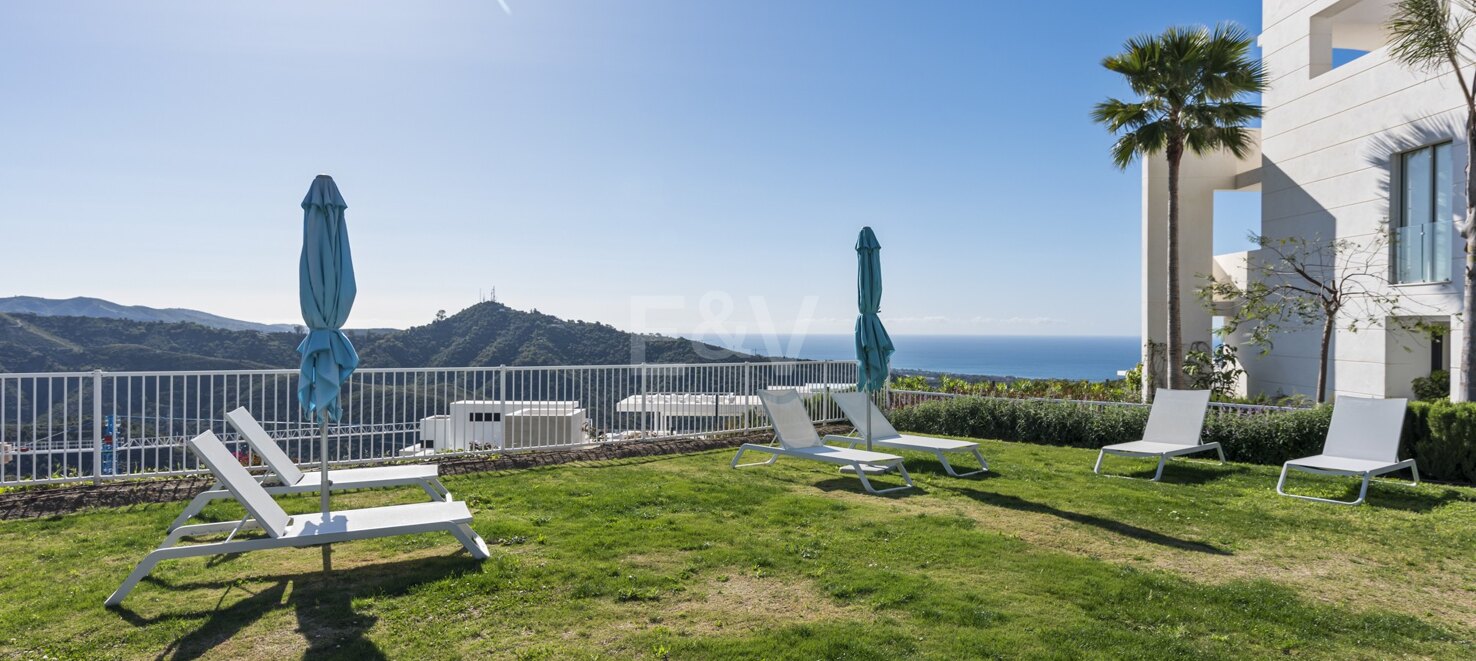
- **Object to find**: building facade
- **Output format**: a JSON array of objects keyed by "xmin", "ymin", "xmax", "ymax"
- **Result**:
[{"xmin": 1145, "ymin": 0, "xmax": 1469, "ymax": 400}]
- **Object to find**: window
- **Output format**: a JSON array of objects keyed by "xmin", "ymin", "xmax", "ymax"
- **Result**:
[
  {"xmin": 468, "ymin": 412, "xmax": 501, "ymax": 423},
  {"xmin": 1310, "ymin": 0, "xmax": 1392, "ymax": 77},
  {"xmin": 1395, "ymin": 143, "xmax": 1452, "ymax": 284}
]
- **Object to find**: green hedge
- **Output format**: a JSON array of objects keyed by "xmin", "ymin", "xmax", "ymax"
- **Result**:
[
  {"xmin": 887, "ymin": 397, "xmax": 1148, "ymax": 450},
  {"xmin": 1200, "ymin": 405, "xmax": 1331, "ymax": 465},
  {"xmin": 1405, "ymin": 401, "xmax": 1476, "ymax": 483},
  {"xmin": 886, "ymin": 396, "xmax": 1475, "ymax": 484}
]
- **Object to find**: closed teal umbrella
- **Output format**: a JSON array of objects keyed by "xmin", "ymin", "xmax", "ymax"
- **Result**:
[
  {"xmin": 297, "ymin": 174, "xmax": 359, "ymax": 558},
  {"xmin": 854, "ymin": 226, "xmax": 893, "ymax": 452}
]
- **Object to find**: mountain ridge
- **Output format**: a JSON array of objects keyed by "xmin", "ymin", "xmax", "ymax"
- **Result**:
[
  {"xmin": 0, "ymin": 300, "xmax": 763, "ymax": 372},
  {"xmin": 0, "ymin": 296, "xmax": 299, "ymax": 334}
]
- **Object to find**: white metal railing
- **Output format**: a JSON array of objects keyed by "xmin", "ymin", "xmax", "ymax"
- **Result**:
[{"xmin": 0, "ymin": 361, "xmax": 859, "ymax": 486}]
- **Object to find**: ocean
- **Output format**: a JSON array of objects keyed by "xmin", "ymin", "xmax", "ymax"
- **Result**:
[{"xmin": 698, "ymin": 334, "xmax": 1141, "ymax": 381}]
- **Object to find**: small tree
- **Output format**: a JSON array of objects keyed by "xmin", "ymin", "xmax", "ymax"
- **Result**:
[
  {"xmin": 1182, "ymin": 341, "xmax": 1245, "ymax": 398},
  {"xmin": 434, "ymin": 309, "xmax": 447, "ymax": 322},
  {"xmin": 1202, "ymin": 232, "xmax": 1404, "ymax": 403},
  {"xmin": 1387, "ymin": 0, "xmax": 1476, "ymax": 400}
]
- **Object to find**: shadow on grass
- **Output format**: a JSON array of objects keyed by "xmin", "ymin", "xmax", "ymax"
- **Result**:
[
  {"xmin": 1276, "ymin": 470, "xmax": 1470, "ymax": 513},
  {"xmin": 111, "ymin": 553, "xmax": 480, "ymax": 660},
  {"xmin": 813, "ymin": 475, "xmax": 927, "ymax": 498},
  {"xmin": 1093, "ymin": 456, "xmax": 1237, "ymax": 485},
  {"xmin": 947, "ymin": 486, "xmax": 1231, "ymax": 555},
  {"xmin": 895, "ymin": 458, "xmax": 1000, "ymax": 481}
]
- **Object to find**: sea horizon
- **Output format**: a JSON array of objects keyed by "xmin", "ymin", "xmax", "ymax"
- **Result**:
[{"xmin": 693, "ymin": 333, "xmax": 1141, "ymax": 381}]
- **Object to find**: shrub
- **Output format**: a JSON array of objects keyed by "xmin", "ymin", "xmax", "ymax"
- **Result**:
[
  {"xmin": 889, "ymin": 397, "xmax": 1147, "ymax": 449},
  {"xmin": 1407, "ymin": 400, "xmax": 1476, "ymax": 483},
  {"xmin": 890, "ymin": 396, "xmax": 1329, "ymax": 469},
  {"xmin": 1411, "ymin": 370, "xmax": 1450, "ymax": 402},
  {"xmin": 1200, "ymin": 405, "xmax": 1330, "ymax": 465},
  {"xmin": 1182, "ymin": 344, "xmax": 1245, "ymax": 399},
  {"xmin": 892, "ymin": 395, "xmax": 1476, "ymax": 483}
]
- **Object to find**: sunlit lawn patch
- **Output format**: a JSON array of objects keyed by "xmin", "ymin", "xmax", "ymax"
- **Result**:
[{"xmin": 2, "ymin": 438, "xmax": 1474, "ymax": 659}]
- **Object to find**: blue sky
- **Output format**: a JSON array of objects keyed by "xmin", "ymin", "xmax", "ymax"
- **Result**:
[{"xmin": 0, "ymin": 0, "xmax": 1261, "ymax": 337}]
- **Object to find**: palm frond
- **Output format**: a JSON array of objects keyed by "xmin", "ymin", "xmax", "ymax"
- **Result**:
[
  {"xmin": 1094, "ymin": 21, "xmax": 1264, "ymax": 164},
  {"xmin": 1387, "ymin": 0, "xmax": 1470, "ymax": 70}
]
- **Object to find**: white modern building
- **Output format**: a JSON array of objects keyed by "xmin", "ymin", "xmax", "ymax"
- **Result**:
[{"xmin": 1146, "ymin": 0, "xmax": 1468, "ymax": 400}]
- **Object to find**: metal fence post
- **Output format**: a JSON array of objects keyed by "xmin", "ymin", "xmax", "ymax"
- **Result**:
[
  {"xmin": 639, "ymin": 363, "xmax": 648, "ymax": 438},
  {"xmin": 498, "ymin": 365, "xmax": 507, "ymax": 452},
  {"xmin": 823, "ymin": 360, "xmax": 833, "ymax": 420},
  {"xmin": 92, "ymin": 370, "xmax": 103, "ymax": 485}
]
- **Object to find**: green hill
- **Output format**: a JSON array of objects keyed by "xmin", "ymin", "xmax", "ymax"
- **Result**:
[
  {"xmin": 361, "ymin": 302, "xmax": 754, "ymax": 367},
  {"xmin": 0, "ymin": 295, "xmax": 298, "ymax": 333},
  {"xmin": 0, "ymin": 302, "xmax": 760, "ymax": 373}
]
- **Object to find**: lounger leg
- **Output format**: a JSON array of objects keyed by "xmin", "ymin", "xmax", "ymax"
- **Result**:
[
  {"xmin": 1151, "ymin": 455, "xmax": 1168, "ymax": 482},
  {"xmin": 1353, "ymin": 473, "xmax": 1371, "ymax": 506},
  {"xmin": 853, "ymin": 462, "xmax": 878, "ymax": 494},
  {"xmin": 936, "ymin": 449, "xmax": 987, "ymax": 478},
  {"xmin": 106, "ymin": 552, "xmax": 165, "ymax": 607},
  {"xmin": 1215, "ymin": 445, "xmax": 1226, "ymax": 464},
  {"xmin": 164, "ymin": 518, "xmax": 263, "ymax": 548},
  {"xmin": 450, "ymin": 523, "xmax": 491, "ymax": 559},
  {"xmin": 935, "ymin": 451, "xmax": 956, "ymax": 477},
  {"xmin": 895, "ymin": 461, "xmax": 914, "ymax": 488},
  {"xmin": 731, "ymin": 447, "xmax": 780, "ymax": 469},
  {"xmin": 852, "ymin": 462, "xmax": 913, "ymax": 494},
  {"xmin": 420, "ymin": 478, "xmax": 453, "ymax": 502},
  {"xmin": 1409, "ymin": 463, "xmax": 1421, "ymax": 487},
  {"xmin": 971, "ymin": 447, "xmax": 989, "ymax": 472},
  {"xmin": 1093, "ymin": 450, "xmax": 1107, "ymax": 475},
  {"xmin": 854, "ymin": 462, "xmax": 889, "ymax": 494},
  {"xmin": 168, "ymin": 488, "xmax": 227, "ymax": 531},
  {"xmin": 1277, "ymin": 463, "xmax": 1370, "ymax": 505}
]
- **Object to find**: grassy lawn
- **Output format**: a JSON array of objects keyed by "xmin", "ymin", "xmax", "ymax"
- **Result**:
[{"xmin": 4, "ymin": 436, "xmax": 1476, "ymax": 660}]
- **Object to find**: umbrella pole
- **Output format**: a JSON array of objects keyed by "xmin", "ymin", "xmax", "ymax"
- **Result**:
[
  {"xmin": 320, "ymin": 414, "xmax": 332, "ymax": 572},
  {"xmin": 865, "ymin": 393, "xmax": 873, "ymax": 453}
]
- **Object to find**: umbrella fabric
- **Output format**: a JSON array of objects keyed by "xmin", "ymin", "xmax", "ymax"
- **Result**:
[
  {"xmin": 297, "ymin": 175, "xmax": 359, "ymax": 424},
  {"xmin": 854, "ymin": 227, "xmax": 893, "ymax": 393}
]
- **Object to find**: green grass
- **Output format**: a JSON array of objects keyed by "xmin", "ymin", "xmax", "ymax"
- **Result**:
[{"xmin": 4, "ymin": 437, "xmax": 1476, "ymax": 659}]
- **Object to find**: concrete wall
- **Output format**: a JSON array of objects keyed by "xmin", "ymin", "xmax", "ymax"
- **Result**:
[
  {"xmin": 1140, "ymin": 137, "xmax": 1260, "ymax": 382},
  {"xmin": 1228, "ymin": 0, "xmax": 1468, "ymax": 399}
]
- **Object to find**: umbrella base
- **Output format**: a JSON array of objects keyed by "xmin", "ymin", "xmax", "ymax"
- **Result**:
[{"xmin": 839, "ymin": 464, "xmax": 892, "ymax": 475}]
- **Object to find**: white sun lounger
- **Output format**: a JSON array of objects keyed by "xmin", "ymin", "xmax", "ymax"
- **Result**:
[
  {"xmin": 1277, "ymin": 396, "xmax": 1418, "ymax": 506},
  {"xmin": 107, "ymin": 430, "xmax": 488, "ymax": 607},
  {"xmin": 731, "ymin": 389, "xmax": 914, "ymax": 494},
  {"xmin": 168, "ymin": 407, "xmax": 451, "ymax": 531},
  {"xmin": 826, "ymin": 391, "xmax": 988, "ymax": 477},
  {"xmin": 1094, "ymin": 389, "xmax": 1221, "ymax": 481}
]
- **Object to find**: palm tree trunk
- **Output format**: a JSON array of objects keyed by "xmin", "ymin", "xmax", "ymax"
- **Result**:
[
  {"xmin": 1166, "ymin": 140, "xmax": 1186, "ymax": 389},
  {"xmin": 1462, "ymin": 112, "xmax": 1476, "ymax": 401},
  {"xmin": 1317, "ymin": 315, "xmax": 1334, "ymax": 404}
]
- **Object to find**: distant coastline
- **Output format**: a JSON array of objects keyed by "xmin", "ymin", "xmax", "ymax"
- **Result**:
[{"xmin": 694, "ymin": 334, "xmax": 1139, "ymax": 381}]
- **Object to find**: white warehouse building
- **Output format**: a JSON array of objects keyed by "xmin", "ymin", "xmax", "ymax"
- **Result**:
[{"xmin": 1145, "ymin": 0, "xmax": 1468, "ymax": 400}]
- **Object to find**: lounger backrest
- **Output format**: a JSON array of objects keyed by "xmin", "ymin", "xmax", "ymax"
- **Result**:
[
  {"xmin": 832, "ymin": 392, "xmax": 900, "ymax": 440},
  {"xmin": 187, "ymin": 431, "xmax": 291, "ymax": 538},
  {"xmin": 225, "ymin": 407, "xmax": 304, "ymax": 486},
  {"xmin": 757, "ymin": 389, "xmax": 823, "ymax": 449},
  {"xmin": 1142, "ymin": 389, "xmax": 1211, "ymax": 446},
  {"xmin": 1324, "ymin": 396, "xmax": 1407, "ymax": 462}
]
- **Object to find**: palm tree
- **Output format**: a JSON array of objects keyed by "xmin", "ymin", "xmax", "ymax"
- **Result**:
[
  {"xmin": 1387, "ymin": 0, "xmax": 1476, "ymax": 401},
  {"xmin": 1093, "ymin": 24, "xmax": 1266, "ymax": 390}
]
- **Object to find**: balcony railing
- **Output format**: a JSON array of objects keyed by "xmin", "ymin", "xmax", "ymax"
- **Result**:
[
  {"xmin": 1395, "ymin": 222, "xmax": 1451, "ymax": 284},
  {"xmin": 0, "ymin": 361, "xmax": 859, "ymax": 486}
]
